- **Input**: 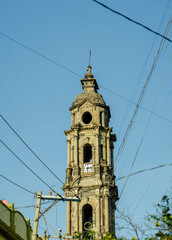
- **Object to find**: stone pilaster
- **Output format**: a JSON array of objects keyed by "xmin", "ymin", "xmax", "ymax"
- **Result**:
[
  {"xmin": 106, "ymin": 134, "xmax": 110, "ymax": 166},
  {"xmin": 67, "ymin": 139, "xmax": 71, "ymax": 168},
  {"xmin": 104, "ymin": 194, "xmax": 109, "ymax": 232},
  {"xmin": 110, "ymin": 144, "xmax": 114, "ymax": 169},
  {"xmin": 66, "ymin": 201, "xmax": 71, "ymax": 235}
]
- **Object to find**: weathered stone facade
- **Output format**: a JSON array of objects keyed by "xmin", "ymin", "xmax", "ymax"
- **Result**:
[{"xmin": 63, "ymin": 65, "xmax": 118, "ymax": 239}]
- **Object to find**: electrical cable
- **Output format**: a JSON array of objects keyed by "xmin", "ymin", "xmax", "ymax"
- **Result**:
[
  {"xmin": 116, "ymin": 162, "xmax": 172, "ymax": 182},
  {"xmin": 118, "ymin": 54, "xmax": 172, "ymax": 180},
  {"xmin": 0, "ymin": 114, "xmax": 64, "ymax": 186},
  {"xmin": 91, "ymin": 0, "xmax": 172, "ymax": 43},
  {"xmin": 114, "ymin": 17, "xmax": 172, "ymax": 173},
  {"xmin": 0, "ymin": 115, "xmax": 80, "ymax": 200},
  {"xmin": 71, "ymin": 160, "xmax": 172, "ymax": 208},
  {"xmin": 119, "ymin": 44, "xmax": 172, "ymax": 202},
  {"xmin": 16, "ymin": 201, "xmax": 53, "ymax": 209},
  {"xmin": 43, "ymin": 216, "xmax": 49, "ymax": 236},
  {"xmin": 116, "ymin": 0, "xmax": 171, "ymax": 140},
  {"xmin": 0, "ymin": 201, "xmax": 53, "ymax": 213},
  {"xmin": 1, "ymin": 18, "xmax": 171, "ymax": 209},
  {"xmin": 0, "ymin": 173, "xmax": 35, "ymax": 195},
  {"xmin": 41, "ymin": 214, "xmax": 59, "ymax": 236},
  {"xmin": 118, "ymin": 43, "xmax": 172, "ymax": 200},
  {"xmin": 133, "ymin": 142, "xmax": 172, "ymax": 212},
  {"xmin": 0, "ymin": 33, "xmax": 171, "ymax": 125},
  {"xmin": 0, "ymin": 31, "xmax": 82, "ymax": 78},
  {"xmin": 115, "ymin": 37, "xmax": 160, "ymax": 177},
  {"xmin": 99, "ymin": 86, "xmax": 172, "ymax": 124},
  {"xmin": 2, "ymin": 142, "xmax": 169, "ymax": 233},
  {"xmin": 0, "ymin": 139, "xmax": 62, "ymax": 198}
]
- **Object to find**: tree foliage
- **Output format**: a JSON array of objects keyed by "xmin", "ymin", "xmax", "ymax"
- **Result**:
[{"xmin": 147, "ymin": 195, "xmax": 172, "ymax": 239}]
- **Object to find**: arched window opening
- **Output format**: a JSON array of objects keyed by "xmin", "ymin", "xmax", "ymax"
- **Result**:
[
  {"xmin": 82, "ymin": 204, "xmax": 93, "ymax": 238},
  {"xmin": 84, "ymin": 144, "xmax": 92, "ymax": 163},
  {"xmin": 100, "ymin": 144, "xmax": 103, "ymax": 159},
  {"xmin": 100, "ymin": 111, "xmax": 103, "ymax": 125}
]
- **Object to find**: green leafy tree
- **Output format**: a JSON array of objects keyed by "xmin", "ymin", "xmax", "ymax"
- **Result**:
[
  {"xmin": 147, "ymin": 195, "xmax": 172, "ymax": 239},
  {"xmin": 74, "ymin": 232, "xmax": 82, "ymax": 239},
  {"xmin": 103, "ymin": 232, "xmax": 116, "ymax": 240},
  {"xmin": 74, "ymin": 230, "xmax": 95, "ymax": 240}
]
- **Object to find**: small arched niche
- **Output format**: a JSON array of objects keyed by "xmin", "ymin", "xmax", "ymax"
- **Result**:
[{"xmin": 83, "ymin": 144, "xmax": 92, "ymax": 163}]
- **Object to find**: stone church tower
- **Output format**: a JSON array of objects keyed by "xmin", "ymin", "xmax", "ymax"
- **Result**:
[{"xmin": 63, "ymin": 65, "xmax": 118, "ymax": 239}]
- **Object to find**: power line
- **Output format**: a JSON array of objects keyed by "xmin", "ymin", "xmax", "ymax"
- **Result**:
[
  {"xmin": 41, "ymin": 214, "xmax": 59, "ymax": 237},
  {"xmin": 0, "ymin": 114, "xmax": 64, "ymax": 186},
  {"xmin": 0, "ymin": 201, "xmax": 53, "ymax": 213},
  {"xmin": 16, "ymin": 201, "xmax": 52, "ymax": 210},
  {"xmin": 114, "ymin": 17, "xmax": 172, "ymax": 173},
  {"xmin": 133, "ymin": 142, "xmax": 172, "ymax": 212},
  {"xmin": 116, "ymin": 18, "xmax": 172, "ymax": 202},
  {"xmin": 116, "ymin": 0, "xmax": 171, "ymax": 141},
  {"xmin": 92, "ymin": 0, "xmax": 172, "ymax": 43},
  {"xmin": 8, "ymin": 152, "xmax": 169, "ymax": 228},
  {"xmin": 118, "ymin": 38, "xmax": 172, "ymax": 201},
  {"xmin": 116, "ymin": 162, "xmax": 172, "ymax": 182},
  {"xmin": 0, "ymin": 173, "xmax": 35, "ymax": 195},
  {"xmin": 100, "ymin": 85, "xmax": 172, "ymax": 125},
  {"xmin": 0, "ymin": 139, "xmax": 62, "ymax": 198},
  {"xmin": 0, "ymin": 32, "xmax": 171, "ymax": 125},
  {"xmin": 0, "ymin": 115, "xmax": 80, "ymax": 199},
  {"xmin": 0, "ymin": 31, "xmax": 82, "ymax": 78}
]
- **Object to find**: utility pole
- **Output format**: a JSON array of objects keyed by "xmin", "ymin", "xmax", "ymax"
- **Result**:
[
  {"xmin": 32, "ymin": 191, "xmax": 42, "ymax": 240},
  {"xmin": 32, "ymin": 191, "xmax": 80, "ymax": 240}
]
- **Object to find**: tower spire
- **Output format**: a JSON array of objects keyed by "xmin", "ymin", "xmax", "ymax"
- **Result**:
[
  {"xmin": 85, "ymin": 49, "xmax": 93, "ymax": 78},
  {"xmin": 89, "ymin": 48, "xmax": 91, "ymax": 66}
]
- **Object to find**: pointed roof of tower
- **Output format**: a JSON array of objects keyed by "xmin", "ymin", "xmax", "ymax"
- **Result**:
[{"xmin": 70, "ymin": 65, "xmax": 106, "ymax": 110}]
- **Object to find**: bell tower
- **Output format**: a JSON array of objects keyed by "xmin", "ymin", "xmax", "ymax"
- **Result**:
[{"xmin": 63, "ymin": 65, "xmax": 118, "ymax": 239}]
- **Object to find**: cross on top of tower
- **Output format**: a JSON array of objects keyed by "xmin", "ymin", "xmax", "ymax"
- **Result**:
[{"xmin": 84, "ymin": 65, "xmax": 94, "ymax": 79}]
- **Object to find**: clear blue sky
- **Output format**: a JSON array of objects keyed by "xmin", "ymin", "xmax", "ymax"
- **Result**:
[{"xmin": 1, "ymin": 0, "xmax": 172, "ymax": 238}]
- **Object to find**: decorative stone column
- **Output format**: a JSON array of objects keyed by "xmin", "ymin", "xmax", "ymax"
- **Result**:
[
  {"xmin": 110, "ymin": 144, "xmax": 114, "ymax": 169},
  {"xmin": 104, "ymin": 193, "xmax": 109, "ymax": 232},
  {"xmin": 95, "ymin": 132, "xmax": 99, "ymax": 165},
  {"xmin": 76, "ymin": 190, "xmax": 79, "ymax": 232},
  {"xmin": 96, "ymin": 194, "xmax": 101, "ymax": 236},
  {"xmin": 106, "ymin": 135, "xmax": 110, "ymax": 166},
  {"xmin": 100, "ymin": 197, "xmax": 104, "ymax": 232},
  {"xmin": 103, "ymin": 136, "xmax": 106, "ymax": 161},
  {"xmin": 66, "ymin": 201, "xmax": 71, "ymax": 235},
  {"xmin": 67, "ymin": 139, "xmax": 71, "ymax": 168},
  {"xmin": 74, "ymin": 135, "xmax": 78, "ymax": 165}
]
